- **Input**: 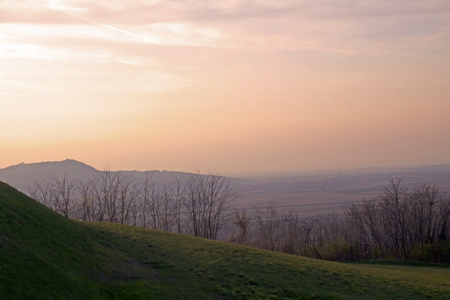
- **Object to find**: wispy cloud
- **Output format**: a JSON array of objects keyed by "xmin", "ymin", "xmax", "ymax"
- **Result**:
[
  {"xmin": 2, "ymin": 0, "xmax": 449, "ymax": 98},
  {"xmin": 2, "ymin": 0, "xmax": 449, "ymax": 52},
  {"xmin": 49, "ymin": 7, "xmax": 167, "ymax": 45}
]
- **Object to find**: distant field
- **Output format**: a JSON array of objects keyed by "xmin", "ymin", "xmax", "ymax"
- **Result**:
[
  {"xmin": 236, "ymin": 191, "xmax": 372, "ymax": 215},
  {"xmin": 236, "ymin": 169, "xmax": 450, "ymax": 215}
]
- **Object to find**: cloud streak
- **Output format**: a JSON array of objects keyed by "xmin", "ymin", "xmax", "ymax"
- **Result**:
[
  {"xmin": 49, "ymin": 5, "xmax": 166, "ymax": 45},
  {"xmin": 3, "ymin": 0, "xmax": 450, "ymax": 53}
]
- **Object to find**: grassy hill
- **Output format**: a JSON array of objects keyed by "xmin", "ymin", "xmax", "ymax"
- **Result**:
[{"xmin": 1, "ymin": 181, "xmax": 449, "ymax": 299}]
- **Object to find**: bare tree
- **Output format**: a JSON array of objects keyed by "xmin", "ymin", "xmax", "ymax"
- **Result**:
[
  {"xmin": 171, "ymin": 175, "xmax": 185, "ymax": 234},
  {"xmin": 117, "ymin": 173, "xmax": 140, "ymax": 225},
  {"xmin": 378, "ymin": 178, "xmax": 410, "ymax": 259},
  {"xmin": 29, "ymin": 179, "xmax": 52, "ymax": 208},
  {"xmin": 49, "ymin": 171, "xmax": 77, "ymax": 218},
  {"xmin": 143, "ymin": 180, "xmax": 178, "ymax": 231},
  {"xmin": 228, "ymin": 209, "xmax": 251, "ymax": 246},
  {"xmin": 339, "ymin": 179, "xmax": 450, "ymax": 262},
  {"xmin": 77, "ymin": 178, "xmax": 97, "ymax": 221},
  {"xmin": 284, "ymin": 210, "xmax": 318, "ymax": 256},
  {"xmin": 251, "ymin": 202, "xmax": 286, "ymax": 251},
  {"xmin": 139, "ymin": 172, "xmax": 154, "ymax": 228},
  {"xmin": 182, "ymin": 170, "xmax": 235, "ymax": 240}
]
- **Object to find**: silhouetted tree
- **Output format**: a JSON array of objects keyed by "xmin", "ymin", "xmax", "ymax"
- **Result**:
[
  {"xmin": 228, "ymin": 209, "xmax": 251, "ymax": 245},
  {"xmin": 182, "ymin": 170, "xmax": 235, "ymax": 240}
]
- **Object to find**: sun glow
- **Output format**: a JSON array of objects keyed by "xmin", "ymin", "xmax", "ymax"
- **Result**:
[
  {"xmin": 47, "ymin": 0, "xmax": 70, "ymax": 11},
  {"xmin": 47, "ymin": 0, "xmax": 87, "ymax": 13}
]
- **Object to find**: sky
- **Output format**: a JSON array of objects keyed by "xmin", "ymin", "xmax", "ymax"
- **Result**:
[{"xmin": 1, "ymin": 0, "xmax": 450, "ymax": 175}]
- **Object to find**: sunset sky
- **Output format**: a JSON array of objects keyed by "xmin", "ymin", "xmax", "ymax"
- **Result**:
[{"xmin": 1, "ymin": 0, "xmax": 450, "ymax": 175}]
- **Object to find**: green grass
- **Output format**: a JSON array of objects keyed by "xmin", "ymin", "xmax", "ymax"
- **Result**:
[{"xmin": 1, "ymin": 181, "xmax": 449, "ymax": 299}]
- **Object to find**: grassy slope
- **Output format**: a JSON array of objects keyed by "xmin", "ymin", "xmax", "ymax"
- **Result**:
[{"xmin": 1, "ymin": 182, "xmax": 449, "ymax": 299}]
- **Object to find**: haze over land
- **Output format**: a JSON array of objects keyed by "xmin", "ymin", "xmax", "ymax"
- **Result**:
[
  {"xmin": 1, "ymin": 1, "xmax": 450, "ymax": 175},
  {"xmin": 2, "ymin": 159, "xmax": 450, "ymax": 217}
]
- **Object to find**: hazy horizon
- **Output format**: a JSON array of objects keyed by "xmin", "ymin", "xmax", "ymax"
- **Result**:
[{"xmin": 2, "ymin": 1, "xmax": 450, "ymax": 175}]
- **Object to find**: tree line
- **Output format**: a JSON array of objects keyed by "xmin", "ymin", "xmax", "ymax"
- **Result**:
[
  {"xmin": 229, "ymin": 178, "xmax": 450, "ymax": 263},
  {"xmin": 30, "ymin": 172, "xmax": 449, "ymax": 263},
  {"xmin": 29, "ymin": 169, "xmax": 234, "ymax": 240}
]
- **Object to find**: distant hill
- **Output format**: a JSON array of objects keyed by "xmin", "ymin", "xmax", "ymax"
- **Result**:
[
  {"xmin": 1, "ymin": 181, "xmax": 449, "ymax": 299},
  {"xmin": 0, "ymin": 159, "xmax": 190, "ymax": 195},
  {"xmin": 0, "ymin": 159, "xmax": 99, "ymax": 193}
]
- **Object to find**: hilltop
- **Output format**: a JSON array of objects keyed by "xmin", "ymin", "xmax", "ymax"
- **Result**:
[
  {"xmin": 0, "ymin": 159, "xmax": 189, "ymax": 195},
  {"xmin": 0, "ymin": 159, "xmax": 99, "ymax": 193},
  {"xmin": 1, "ymin": 181, "xmax": 449, "ymax": 299}
]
